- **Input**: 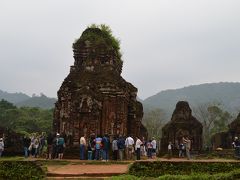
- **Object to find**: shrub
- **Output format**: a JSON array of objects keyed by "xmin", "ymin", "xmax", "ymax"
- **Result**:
[
  {"xmin": 111, "ymin": 174, "xmax": 141, "ymax": 180},
  {"xmin": 112, "ymin": 169, "xmax": 240, "ymax": 180},
  {"xmin": 0, "ymin": 161, "xmax": 45, "ymax": 180},
  {"xmin": 129, "ymin": 161, "xmax": 240, "ymax": 177}
]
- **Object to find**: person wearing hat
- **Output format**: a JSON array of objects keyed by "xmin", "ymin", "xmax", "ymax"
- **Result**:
[
  {"xmin": 0, "ymin": 138, "xmax": 4, "ymax": 157},
  {"xmin": 56, "ymin": 133, "xmax": 65, "ymax": 159}
]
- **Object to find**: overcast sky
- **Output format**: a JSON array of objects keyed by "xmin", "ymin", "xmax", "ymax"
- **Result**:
[{"xmin": 1, "ymin": 0, "xmax": 240, "ymax": 99}]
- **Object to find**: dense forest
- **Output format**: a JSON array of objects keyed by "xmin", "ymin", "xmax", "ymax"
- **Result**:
[{"xmin": 0, "ymin": 99, "xmax": 53, "ymax": 134}]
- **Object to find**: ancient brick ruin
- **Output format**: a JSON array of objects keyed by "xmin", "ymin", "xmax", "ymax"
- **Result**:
[
  {"xmin": 0, "ymin": 126, "xmax": 23, "ymax": 155},
  {"xmin": 212, "ymin": 113, "xmax": 240, "ymax": 149},
  {"xmin": 228, "ymin": 113, "xmax": 240, "ymax": 139},
  {"xmin": 161, "ymin": 101, "xmax": 203, "ymax": 152},
  {"xmin": 54, "ymin": 26, "xmax": 147, "ymax": 145}
]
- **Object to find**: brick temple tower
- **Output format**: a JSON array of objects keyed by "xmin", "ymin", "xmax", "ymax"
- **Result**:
[{"xmin": 54, "ymin": 26, "xmax": 147, "ymax": 145}]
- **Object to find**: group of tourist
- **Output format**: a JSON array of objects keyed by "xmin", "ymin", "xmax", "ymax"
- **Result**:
[
  {"xmin": 23, "ymin": 132, "xmax": 46, "ymax": 158},
  {"xmin": 77, "ymin": 134, "xmax": 157, "ymax": 161},
  {"xmin": 1, "ymin": 132, "xmax": 240, "ymax": 161},
  {"xmin": 167, "ymin": 136, "xmax": 191, "ymax": 159},
  {"xmin": 45, "ymin": 132, "xmax": 66, "ymax": 160},
  {"xmin": 1, "ymin": 132, "xmax": 191, "ymax": 160},
  {"xmin": 21, "ymin": 132, "xmax": 66, "ymax": 159}
]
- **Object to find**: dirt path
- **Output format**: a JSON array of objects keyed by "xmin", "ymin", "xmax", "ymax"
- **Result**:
[
  {"xmin": 45, "ymin": 158, "xmax": 240, "ymax": 179},
  {"xmin": 47, "ymin": 164, "xmax": 129, "ymax": 175}
]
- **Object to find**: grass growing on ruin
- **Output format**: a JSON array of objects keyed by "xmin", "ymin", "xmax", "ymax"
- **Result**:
[{"xmin": 73, "ymin": 24, "xmax": 122, "ymax": 62}]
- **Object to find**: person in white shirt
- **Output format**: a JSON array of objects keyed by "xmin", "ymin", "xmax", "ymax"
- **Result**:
[
  {"xmin": 125, "ymin": 136, "xmax": 134, "ymax": 160},
  {"xmin": 135, "ymin": 137, "xmax": 142, "ymax": 160},
  {"xmin": 168, "ymin": 141, "xmax": 173, "ymax": 159},
  {"xmin": 0, "ymin": 138, "xmax": 4, "ymax": 157},
  {"xmin": 183, "ymin": 136, "xmax": 191, "ymax": 160},
  {"xmin": 151, "ymin": 137, "xmax": 157, "ymax": 158},
  {"xmin": 80, "ymin": 135, "xmax": 87, "ymax": 160}
]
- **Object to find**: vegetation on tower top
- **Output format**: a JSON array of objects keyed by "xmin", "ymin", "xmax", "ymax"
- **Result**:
[{"xmin": 73, "ymin": 24, "xmax": 122, "ymax": 62}]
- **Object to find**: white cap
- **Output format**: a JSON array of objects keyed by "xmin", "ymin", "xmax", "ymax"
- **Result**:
[{"xmin": 56, "ymin": 133, "xmax": 60, "ymax": 136}]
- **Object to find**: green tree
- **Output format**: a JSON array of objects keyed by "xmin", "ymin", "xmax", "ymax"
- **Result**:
[
  {"xmin": 0, "ymin": 99, "xmax": 18, "ymax": 128},
  {"xmin": 143, "ymin": 108, "xmax": 166, "ymax": 140},
  {"xmin": 193, "ymin": 103, "xmax": 232, "ymax": 146},
  {"xmin": 208, "ymin": 106, "xmax": 231, "ymax": 134},
  {"xmin": 0, "ymin": 99, "xmax": 16, "ymax": 109},
  {"xmin": 0, "ymin": 99, "xmax": 53, "ymax": 134}
]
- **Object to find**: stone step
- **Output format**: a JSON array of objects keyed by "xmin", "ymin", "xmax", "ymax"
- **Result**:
[
  {"xmin": 47, "ymin": 172, "xmax": 123, "ymax": 177},
  {"xmin": 47, "ymin": 172, "xmax": 124, "ymax": 178},
  {"xmin": 47, "ymin": 177, "xmax": 108, "ymax": 179}
]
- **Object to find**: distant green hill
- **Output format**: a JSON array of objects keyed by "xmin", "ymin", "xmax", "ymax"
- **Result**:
[
  {"xmin": 0, "ymin": 90, "xmax": 30, "ymax": 104},
  {"xmin": 143, "ymin": 82, "xmax": 240, "ymax": 117},
  {"xmin": 16, "ymin": 94, "xmax": 56, "ymax": 109},
  {"xmin": 0, "ymin": 90, "xmax": 56, "ymax": 109},
  {"xmin": 2, "ymin": 82, "xmax": 240, "ymax": 112}
]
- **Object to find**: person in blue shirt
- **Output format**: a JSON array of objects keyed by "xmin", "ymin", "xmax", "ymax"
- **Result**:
[
  {"xmin": 95, "ymin": 135, "xmax": 102, "ymax": 160},
  {"xmin": 117, "ymin": 135, "xmax": 125, "ymax": 161}
]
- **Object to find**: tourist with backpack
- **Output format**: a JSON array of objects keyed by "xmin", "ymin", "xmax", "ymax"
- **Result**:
[
  {"xmin": 57, "ymin": 134, "xmax": 65, "ymax": 159},
  {"xmin": 102, "ymin": 134, "xmax": 110, "ymax": 161},
  {"xmin": 117, "ymin": 135, "xmax": 125, "ymax": 160}
]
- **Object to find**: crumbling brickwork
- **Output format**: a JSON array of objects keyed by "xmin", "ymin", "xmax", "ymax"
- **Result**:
[
  {"xmin": 54, "ymin": 27, "xmax": 147, "ymax": 145},
  {"xmin": 161, "ymin": 101, "xmax": 203, "ymax": 152}
]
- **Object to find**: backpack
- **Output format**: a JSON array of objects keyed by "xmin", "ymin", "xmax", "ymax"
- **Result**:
[
  {"xmin": 117, "ymin": 138, "xmax": 125, "ymax": 149},
  {"xmin": 58, "ymin": 137, "xmax": 64, "ymax": 145},
  {"xmin": 102, "ymin": 137, "xmax": 109, "ymax": 149}
]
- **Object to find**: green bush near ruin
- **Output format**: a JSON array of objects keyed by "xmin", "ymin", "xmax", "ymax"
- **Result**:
[
  {"xmin": 0, "ymin": 161, "xmax": 45, "ymax": 180},
  {"xmin": 112, "ymin": 169, "xmax": 240, "ymax": 180},
  {"xmin": 128, "ymin": 161, "xmax": 240, "ymax": 177}
]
